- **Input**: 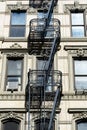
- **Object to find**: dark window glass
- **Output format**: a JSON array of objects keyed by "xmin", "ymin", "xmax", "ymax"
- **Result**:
[
  {"xmin": 2, "ymin": 118, "xmax": 20, "ymax": 130},
  {"xmin": 37, "ymin": 11, "xmax": 54, "ymax": 38},
  {"xmin": 71, "ymin": 12, "xmax": 84, "ymax": 37},
  {"xmin": 77, "ymin": 120, "xmax": 87, "ymax": 130},
  {"xmin": 11, "ymin": 12, "xmax": 26, "ymax": 25},
  {"xmin": 10, "ymin": 11, "xmax": 26, "ymax": 37},
  {"xmin": 37, "ymin": 58, "xmax": 54, "ymax": 92},
  {"xmin": 37, "ymin": 59, "xmax": 47, "ymax": 70},
  {"xmin": 74, "ymin": 58, "xmax": 87, "ymax": 90},
  {"xmin": 35, "ymin": 118, "xmax": 55, "ymax": 130},
  {"xmin": 6, "ymin": 58, "xmax": 23, "ymax": 90}
]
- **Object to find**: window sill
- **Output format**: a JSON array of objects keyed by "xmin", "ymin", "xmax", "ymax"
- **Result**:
[
  {"xmin": 75, "ymin": 89, "xmax": 87, "ymax": 95},
  {"xmin": 3, "ymin": 37, "xmax": 27, "ymax": 42}
]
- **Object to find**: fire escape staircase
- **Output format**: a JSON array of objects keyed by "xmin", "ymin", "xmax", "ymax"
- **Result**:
[{"xmin": 26, "ymin": 0, "xmax": 62, "ymax": 130}]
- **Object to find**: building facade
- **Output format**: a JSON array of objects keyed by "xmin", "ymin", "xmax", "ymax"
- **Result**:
[{"xmin": 0, "ymin": 0, "xmax": 87, "ymax": 130}]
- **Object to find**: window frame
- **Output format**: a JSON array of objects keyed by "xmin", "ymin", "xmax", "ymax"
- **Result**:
[
  {"xmin": 35, "ymin": 118, "xmax": 55, "ymax": 130},
  {"xmin": 76, "ymin": 119, "xmax": 87, "ymax": 130},
  {"xmin": 5, "ymin": 57, "xmax": 23, "ymax": 91},
  {"xmin": 64, "ymin": 46, "xmax": 87, "ymax": 94},
  {"xmin": 2, "ymin": 118, "xmax": 20, "ymax": 130},
  {"xmin": 71, "ymin": 10, "xmax": 86, "ymax": 37},
  {"xmin": 73, "ymin": 57, "xmax": 87, "ymax": 91},
  {"xmin": 36, "ymin": 57, "xmax": 55, "ymax": 92},
  {"xmin": 9, "ymin": 10, "xmax": 26, "ymax": 37}
]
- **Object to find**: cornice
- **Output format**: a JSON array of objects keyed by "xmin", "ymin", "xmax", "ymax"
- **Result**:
[
  {"xmin": 62, "ymin": 94, "xmax": 87, "ymax": 100},
  {"xmin": 0, "ymin": 108, "xmax": 26, "ymax": 112},
  {"xmin": 6, "ymin": 2, "xmax": 29, "ymax": 13},
  {"xmin": 64, "ymin": 45, "xmax": 87, "ymax": 57},
  {"xmin": 0, "ymin": 93, "xmax": 25, "ymax": 100},
  {"xmin": 64, "ymin": 1, "xmax": 87, "ymax": 14},
  {"xmin": 68, "ymin": 108, "xmax": 87, "ymax": 113},
  {"xmin": 0, "ymin": 37, "xmax": 87, "ymax": 43},
  {"xmin": 61, "ymin": 37, "xmax": 87, "ymax": 42},
  {"xmin": 2, "ymin": 37, "xmax": 27, "ymax": 42},
  {"xmin": 30, "ymin": 108, "xmax": 61, "ymax": 113},
  {"xmin": 64, "ymin": 45, "xmax": 87, "ymax": 50}
]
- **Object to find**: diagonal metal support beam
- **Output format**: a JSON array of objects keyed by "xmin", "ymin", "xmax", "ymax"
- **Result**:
[
  {"xmin": 48, "ymin": 87, "xmax": 61, "ymax": 130},
  {"xmin": 45, "ymin": 36, "xmax": 60, "ymax": 77}
]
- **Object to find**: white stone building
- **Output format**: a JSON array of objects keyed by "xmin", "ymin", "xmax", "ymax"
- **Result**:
[{"xmin": 0, "ymin": 0, "xmax": 87, "ymax": 130}]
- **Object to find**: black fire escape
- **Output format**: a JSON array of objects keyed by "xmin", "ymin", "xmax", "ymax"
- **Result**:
[{"xmin": 26, "ymin": 0, "xmax": 62, "ymax": 130}]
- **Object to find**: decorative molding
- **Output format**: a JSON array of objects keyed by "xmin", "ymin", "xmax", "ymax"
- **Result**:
[
  {"xmin": 61, "ymin": 37, "xmax": 87, "ymax": 42},
  {"xmin": 54, "ymin": 7, "xmax": 58, "ymax": 14},
  {"xmin": 0, "ymin": 111, "xmax": 24, "ymax": 120},
  {"xmin": 6, "ymin": 2, "xmax": 29, "ymax": 13},
  {"xmin": 68, "ymin": 108, "xmax": 87, "ymax": 113},
  {"xmin": 10, "ymin": 43, "xmax": 22, "ymax": 49},
  {"xmin": 6, "ymin": 52, "xmax": 24, "ymax": 57},
  {"xmin": 73, "ymin": 112, "xmax": 87, "ymax": 120},
  {"xmin": 64, "ymin": 45, "xmax": 87, "ymax": 57},
  {"xmin": 0, "ymin": 93, "xmax": 25, "ymax": 100},
  {"xmin": 62, "ymin": 94, "xmax": 87, "ymax": 100},
  {"xmin": 27, "ymin": 7, "xmax": 37, "ymax": 14},
  {"xmin": 64, "ymin": 1, "xmax": 87, "ymax": 14},
  {"xmin": 32, "ymin": 112, "xmax": 51, "ymax": 121},
  {"xmin": 76, "ymin": 48, "xmax": 85, "ymax": 57}
]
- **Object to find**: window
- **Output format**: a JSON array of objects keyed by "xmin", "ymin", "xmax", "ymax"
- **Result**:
[
  {"xmin": 76, "ymin": 119, "xmax": 87, "ymax": 130},
  {"xmin": 6, "ymin": 58, "xmax": 23, "ymax": 91},
  {"xmin": 10, "ymin": 11, "xmax": 26, "ymax": 37},
  {"xmin": 35, "ymin": 118, "xmax": 55, "ymax": 130},
  {"xmin": 37, "ymin": 58, "xmax": 54, "ymax": 92},
  {"xmin": 37, "ymin": 58, "xmax": 47, "ymax": 70},
  {"xmin": 71, "ymin": 12, "xmax": 85, "ymax": 37},
  {"xmin": 2, "ymin": 118, "xmax": 20, "ymax": 130},
  {"xmin": 37, "ymin": 11, "xmax": 54, "ymax": 38},
  {"xmin": 74, "ymin": 58, "xmax": 87, "ymax": 90}
]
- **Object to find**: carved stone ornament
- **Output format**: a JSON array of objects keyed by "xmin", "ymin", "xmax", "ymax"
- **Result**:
[
  {"xmin": 32, "ymin": 112, "xmax": 50, "ymax": 121},
  {"xmin": 0, "ymin": 112, "xmax": 23, "ymax": 120},
  {"xmin": 64, "ymin": 46, "xmax": 87, "ymax": 57},
  {"xmin": 27, "ymin": 7, "xmax": 37, "ymax": 14},
  {"xmin": 6, "ymin": 52, "xmax": 24, "ymax": 58},
  {"xmin": 10, "ymin": 43, "xmax": 22, "ymax": 49},
  {"xmin": 6, "ymin": 2, "xmax": 29, "ymax": 13},
  {"xmin": 73, "ymin": 112, "xmax": 87, "ymax": 120},
  {"xmin": 64, "ymin": 1, "xmax": 87, "ymax": 14},
  {"xmin": 76, "ymin": 48, "xmax": 85, "ymax": 57}
]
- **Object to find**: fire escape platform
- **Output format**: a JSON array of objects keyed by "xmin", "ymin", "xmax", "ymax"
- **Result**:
[
  {"xmin": 28, "ymin": 18, "xmax": 60, "ymax": 55},
  {"xmin": 25, "ymin": 70, "xmax": 62, "ymax": 109}
]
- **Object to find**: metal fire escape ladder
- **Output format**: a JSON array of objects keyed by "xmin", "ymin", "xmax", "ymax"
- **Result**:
[
  {"xmin": 43, "ymin": 0, "xmax": 55, "ymax": 33},
  {"xmin": 46, "ymin": 35, "xmax": 61, "ymax": 130},
  {"xmin": 40, "ymin": 0, "xmax": 61, "ymax": 130}
]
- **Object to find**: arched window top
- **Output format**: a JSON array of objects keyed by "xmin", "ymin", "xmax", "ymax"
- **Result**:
[
  {"xmin": 35, "ymin": 118, "xmax": 55, "ymax": 130},
  {"xmin": 2, "ymin": 118, "xmax": 20, "ymax": 130},
  {"xmin": 76, "ymin": 119, "xmax": 87, "ymax": 130}
]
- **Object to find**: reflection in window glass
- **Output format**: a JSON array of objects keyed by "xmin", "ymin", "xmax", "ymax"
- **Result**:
[
  {"xmin": 71, "ymin": 12, "xmax": 84, "ymax": 37},
  {"xmin": 37, "ymin": 12, "xmax": 47, "ymax": 19},
  {"xmin": 77, "ymin": 121, "xmax": 87, "ymax": 130},
  {"xmin": 2, "ymin": 118, "xmax": 20, "ymax": 130},
  {"xmin": 6, "ymin": 58, "xmax": 23, "ymax": 90},
  {"xmin": 37, "ymin": 59, "xmax": 47, "ymax": 70},
  {"xmin": 71, "ymin": 13, "xmax": 84, "ymax": 25},
  {"xmin": 74, "ymin": 60, "xmax": 87, "ymax": 75},
  {"xmin": 11, "ymin": 12, "xmax": 26, "ymax": 25},
  {"xmin": 74, "ymin": 59, "xmax": 87, "ymax": 90},
  {"xmin": 10, "ymin": 11, "xmax": 26, "ymax": 37},
  {"xmin": 75, "ymin": 77, "xmax": 87, "ymax": 89},
  {"xmin": 72, "ymin": 27, "xmax": 84, "ymax": 37},
  {"xmin": 35, "ymin": 118, "xmax": 55, "ymax": 130}
]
